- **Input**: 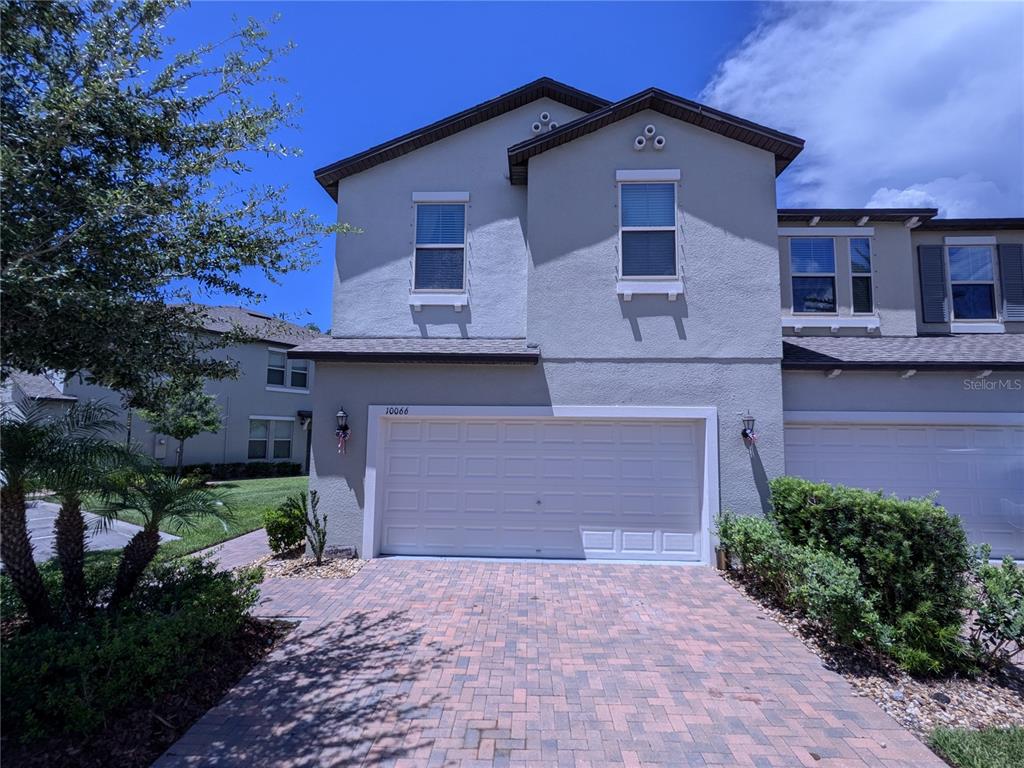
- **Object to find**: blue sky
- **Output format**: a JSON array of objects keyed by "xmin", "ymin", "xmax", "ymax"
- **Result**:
[{"xmin": 167, "ymin": 1, "xmax": 1023, "ymax": 330}]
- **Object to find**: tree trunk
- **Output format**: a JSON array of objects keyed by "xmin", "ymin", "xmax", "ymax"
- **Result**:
[
  {"xmin": 54, "ymin": 495, "xmax": 88, "ymax": 620},
  {"xmin": 175, "ymin": 438, "xmax": 185, "ymax": 478},
  {"xmin": 0, "ymin": 484, "xmax": 53, "ymax": 626},
  {"xmin": 109, "ymin": 526, "xmax": 160, "ymax": 609}
]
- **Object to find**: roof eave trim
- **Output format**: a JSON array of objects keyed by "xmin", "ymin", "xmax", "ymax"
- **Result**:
[
  {"xmin": 783, "ymin": 361, "xmax": 1024, "ymax": 371},
  {"xmin": 287, "ymin": 350, "xmax": 540, "ymax": 365}
]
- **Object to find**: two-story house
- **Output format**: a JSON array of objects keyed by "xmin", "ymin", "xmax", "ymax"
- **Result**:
[
  {"xmin": 65, "ymin": 305, "xmax": 321, "ymax": 472},
  {"xmin": 293, "ymin": 78, "xmax": 1023, "ymax": 563}
]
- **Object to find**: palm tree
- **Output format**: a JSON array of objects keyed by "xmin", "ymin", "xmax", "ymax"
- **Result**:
[
  {"xmin": 40, "ymin": 402, "xmax": 127, "ymax": 619},
  {"xmin": 0, "ymin": 403, "xmax": 58, "ymax": 625},
  {"xmin": 99, "ymin": 471, "xmax": 231, "ymax": 608}
]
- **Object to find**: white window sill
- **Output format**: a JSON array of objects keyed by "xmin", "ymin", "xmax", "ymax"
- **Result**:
[
  {"xmin": 616, "ymin": 279, "xmax": 684, "ymax": 301},
  {"xmin": 265, "ymin": 385, "xmax": 310, "ymax": 395},
  {"xmin": 783, "ymin": 316, "xmax": 880, "ymax": 332},
  {"xmin": 950, "ymin": 322, "xmax": 1004, "ymax": 334},
  {"xmin": 409, "ymin": 292, "xmax": 468, "ymax": 311}
]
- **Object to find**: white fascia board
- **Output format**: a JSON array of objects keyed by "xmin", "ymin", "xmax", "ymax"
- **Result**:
[
  {"xmin": 782, "ymin": 316, "xmax": 880, "ymax": 329},
  {"xmin": 616, "ymin": 169, "xmax": 681, "ymax": 182},
  {"xmin": 248, "ymin": 414, "xmax": 297, "ymax": 421},
  {"xmin": 784, "ymin": 410, "xmax": 1024, "ymax": 427},
  {"xmin": 779, "ymin": 227, "xmax": 875, "ymax": 237},
  {"xmin": 944, "ymin": 235, "xmax": 996, "ymax": 245},
  {"xmin": 411, "ymin": 192, "xmax": 470, "ymax": 203}
]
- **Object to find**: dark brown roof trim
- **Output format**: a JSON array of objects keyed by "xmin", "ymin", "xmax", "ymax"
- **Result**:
[
  {"xmin": 778, "ymin": 208, "xmax": 938, "ymax": 223},
  {"xmin": 783, "ymin": 360, "xmax": 1024, "ymax": 371},
  {"xmin": 287, "ymin": 350, "xmax": 540, "ymax": 365},
  {"xmin": 916, "ymin": 218, "xmax": 1024, "ymax": 231},
  {"xmin": 314, "ymin": 78, "xmax": 609, "ymax": 198},
  {"xmin": 508, "ymin": 88, "xmax": 805, "ymax": 184}
]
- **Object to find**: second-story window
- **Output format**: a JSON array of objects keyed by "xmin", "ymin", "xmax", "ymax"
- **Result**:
[
  {"xmin": 266, "ymin": 350, "xmax": 287, "ymax": 385},
  {"xmin": 948, "ymin": 245, "xmax": 997, "ymax": 320},
  {"xmin": 619, "ymin": 183, "xmax": 677, "ymax": 277},
  {"xmin": 790, "ymin": 237, "xmax": 836, "ymax": 313},
  {"xmin": 850, "ymin": 237, "xmax": 874, "ymax": 314},
  {"xmin": 414, "ymin": 203, "xmax": 465, "ymax": 290},
  {"xmin": 290, "ymin": 359, "xmax": 308, "ymax": 389}
]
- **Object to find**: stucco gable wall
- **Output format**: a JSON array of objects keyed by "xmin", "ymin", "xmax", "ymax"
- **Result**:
[
  {"xmin": 332, "ymin": 98, "xmax": 587, "ymax": 340},
  {"xmin": 525, "ymin": 108, "xmax": 782, "ymax": 360}
]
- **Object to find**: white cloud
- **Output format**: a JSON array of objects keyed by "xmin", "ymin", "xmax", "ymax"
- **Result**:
[{"xmin": 701, "ymin": 2, "xmax": 1024, "ymax": 216}]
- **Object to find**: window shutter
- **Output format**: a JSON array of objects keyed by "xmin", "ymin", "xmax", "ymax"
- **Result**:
[
  {"xmin": 998, "ymin": 243, "xmax": 1024, "ymax": 321},
  {"xmin": 917, "ymin": 245, "xmax": 949, "ymax": 323}
]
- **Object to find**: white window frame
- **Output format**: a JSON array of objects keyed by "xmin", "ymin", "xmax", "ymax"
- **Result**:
[
  {"xmin": 247, "ymin": 416, "xmax": 294, "ymax": 461},
  {"xmin": 266, "ymin": 348, "xmax": 287, "ymax": 387},
  {"xmin": 412, "ymin": 200, "xmax": 467, "ymax": 294},
  {"xmin": 265, "ymin": 348, "xmax": 312, "ymax": 394},
  {"xmin": 848, "ymin": 237, "xmax": 875, "ymax": 315},
  {"xmin": 618, "ymin": 181, "xmax": 679, "ymax": 280},
  {"xmin": 945, "ymin": 244, "xmax": 1000, "ymax": 322},
  {"xmin": 790, "ymin": 237, "xmax": 837, "ymax": 315}
]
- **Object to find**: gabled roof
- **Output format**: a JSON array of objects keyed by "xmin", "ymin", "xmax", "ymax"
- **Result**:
[
  {"xmin": 188, "ymin": 305, "xmax": 323, "ymax": 347},
  {"xmin": 507, "ymin": 88, "xmax": 805, "ymax": 184},
  {"xmin": 783, "ymin": 335, "xmax": 1024, "ymax": 371},
  {"xmin": 778, "ymin": 208, "xmax": 938, "ymax": 224},
  {"xmin": 916, "ymin": 218, "xmax": 1024, "ymax": 231},
  {"xmin": 314, "ymin": 78, "xmax": 610, "ymax": 199},
  {"xmin": 9, "ymin": 371, "xmax": 77, "ymax": 401}
]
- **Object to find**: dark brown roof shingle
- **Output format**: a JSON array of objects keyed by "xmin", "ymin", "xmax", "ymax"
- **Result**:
[
  {"xmin": 189, "ymin": 305, "xmax": 323, "ymax": 347},
  {"xmin": 287, "ymin": 337, "xmax": 539, "ymax": 364},
  {"xmin": 783, "ymin": 335, "xmax": 1024, "ymax": 370}
]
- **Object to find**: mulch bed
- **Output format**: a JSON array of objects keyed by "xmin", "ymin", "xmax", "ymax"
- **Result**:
[
  {"xmin": 1, "ymin": 617, "xmax": 292, "ymax": 768},
  {"xmin": 719, "ymin": 569, "xmax": 1024, "ymax": 741}
]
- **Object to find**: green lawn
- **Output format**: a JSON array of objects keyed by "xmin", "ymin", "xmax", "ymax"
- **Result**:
[
  {"xmin": 929, "ymin": 727, "xmax": 1024, "ymax": 768},
  {"xmin": 111, "ymin": 475, "xmax": 307, "ymax": 557}
]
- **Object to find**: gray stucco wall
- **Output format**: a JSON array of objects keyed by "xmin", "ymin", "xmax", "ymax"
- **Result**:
[
  {"xmin": 783, "ymin": 369, "xmax": 1024, "ymax": 413},
  {"xmin": 64, "ymin": 341, "xmax": 314, "ymax": 468},
  {"xmin": 778, "ymin": 222, "xmax": 919, "ymax": 337},
  {"xmin": 308, "ymin": 359, "xmax": 784, "ymax": 555},
  {"xmin": 331, "ymin": 98, "xmax": 586, "ymax": 340},
  {"xmin": 910, "ymin": 228, "xmax": 1024, "ymax": 335}
]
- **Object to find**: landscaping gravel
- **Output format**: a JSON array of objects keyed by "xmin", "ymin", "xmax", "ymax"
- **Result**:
[
  {"xmin": 720, "ymin": 569, "xmax": 1024, "ymax": 740},
  {"xmin": 253, "ymin": 553, "xmax": 367, "ymax": 580}
]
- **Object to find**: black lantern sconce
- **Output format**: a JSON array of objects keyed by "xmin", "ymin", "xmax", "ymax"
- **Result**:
[
  {"xmin": 740, "ymin": 411, "xmax": 756, "ymax": 445},
  {"xmin": 335, "ymin": 407, "xmax": 351, "ymax": 454}
]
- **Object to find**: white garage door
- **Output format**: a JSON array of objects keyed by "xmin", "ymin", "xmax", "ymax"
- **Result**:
[
  {"xmin": 377, "ymin": 417, "xmax": 704, "ymax": 561},
  {"xmin": 785, "ymin": 422, "xmax": 1024, "ymax": 559}
]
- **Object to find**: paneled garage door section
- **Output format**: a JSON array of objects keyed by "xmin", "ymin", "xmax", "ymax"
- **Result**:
[
  {"xmin": 785, "ymin": 423, "xmax": 1024, "ymax": 560},
  {"xmin": 378, "ymin": 418, "xmax": 704, "ymax": 561}
]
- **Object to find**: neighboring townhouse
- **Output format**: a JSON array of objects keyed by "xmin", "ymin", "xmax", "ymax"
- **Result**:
[
  {"xmin": 1, "ymin": 370, "xmax": 77, "ymax": 420},
  {"xmin": 292, "ymin": 78, "xmax": 1023, "ymax": 563},
  {"xmin": 65, "ymin": 306, "xmax": 321, "ymax": 472}
]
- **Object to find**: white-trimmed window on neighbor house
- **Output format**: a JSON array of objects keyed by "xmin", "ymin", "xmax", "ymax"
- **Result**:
[
  {"xmin": 266, "ymin": 349, "xmax": 310, "ymax": 391},
  {"xmin": 248, "ymin": 418, "xmax": 292, "ymax": 460},
  {"xmin": 947, "ymin": 245, "xmax": 997, "ymax": 320},
  {"xmin": 414, "ymin": 203, "xmax": 466, "ymax": 290},
  {"xmin": 619, "ymin": 183, "xmax": 677, "ymax": 277},
  {"xmin": 790, "ymin": 237, "xmax": 836, "ymax": 313},
  {"xmin": 850, "ymin": 237, "xmax": 874, "ymax": 314}
]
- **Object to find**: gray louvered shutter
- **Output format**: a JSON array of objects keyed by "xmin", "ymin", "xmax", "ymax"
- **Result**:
[
  {"xmin": 917, "ymin": 245, "xmax": 949, "ymax": 323},
  {"xmin": 998, "ymin": 243, "xmax": 1024, "ymax": 321}
]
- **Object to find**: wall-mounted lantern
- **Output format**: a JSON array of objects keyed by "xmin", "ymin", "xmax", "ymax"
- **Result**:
[
  {"xmin": 336, "ymin": 408, "xmax": 351, "ymax": 454},
  {"xmin": 740, "ymin": 411, "xmax": 756, "ymax": 446}
]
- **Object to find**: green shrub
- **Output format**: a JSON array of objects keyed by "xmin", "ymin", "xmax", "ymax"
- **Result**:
[
  {"xmin": 264, "ymin": 492, "xmax": 306, "ymax": 554},
  {"xmin": 172, "ymin": 461, "xmax": 302, "ymax": 480},
  {"xmin": 768, "ymin": 476, "xmax": 974, "ymax": 673},
  {"xmin": 717, "ymin": 512, "xmax": 880, "ymax": 646},
  {"xmin": 969, "ymin": 550, "xmax": 1024, "ymax": 668},
  {"xmin": 1, "ymin": 557, "xmax": 261, "ymax": 740}
]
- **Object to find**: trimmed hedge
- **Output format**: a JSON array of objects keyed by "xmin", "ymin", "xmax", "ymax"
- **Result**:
[
  {"xmin": 177, "ymin": 461, "xmax": 303, "ymax": 480},
  {"xmin": 1, "ymin": 558, "xmax": 262, "ymax": 740},
  {"xmin": 719, "ymin": 477, "xmax": 978, "ymax": 674}
]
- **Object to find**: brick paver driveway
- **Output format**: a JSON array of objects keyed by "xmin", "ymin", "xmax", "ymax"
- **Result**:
[{"xmin": 156, "ymin": 560, "xmax": 942, "ymax": 767}]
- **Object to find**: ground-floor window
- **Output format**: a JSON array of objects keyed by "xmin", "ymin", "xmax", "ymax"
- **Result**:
[{"xmin": 248, "ymin": 418, "xmax": 293, "ymax": 459}]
